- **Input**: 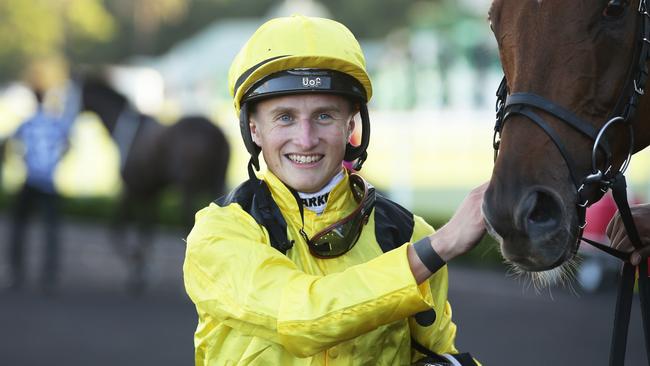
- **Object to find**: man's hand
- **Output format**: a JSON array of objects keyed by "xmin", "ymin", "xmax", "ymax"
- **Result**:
[
  {"xmin": 408, "ymin": 182, "xmax": 488, "ymax": 284},
  {"xmin": 606, "ymin": 203, "xmax": 650, "ymax": 266},
  {"xmin": 429, "ymin": 182, "xmax": 489, "ymax": 262}
]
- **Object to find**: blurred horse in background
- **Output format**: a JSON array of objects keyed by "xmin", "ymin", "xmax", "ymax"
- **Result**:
[
  {"xmin": 483, "ymin": 0, "xmax": 650, "ymax": 277},
  {"xmin": 81, "ymin": 76, "xmax": 230, "ymax": 293},
  {"xmin": 0, "ymin": 138, "xmax": 5, "ymax": 189}
]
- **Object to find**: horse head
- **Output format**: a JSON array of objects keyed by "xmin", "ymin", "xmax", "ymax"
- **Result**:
[
  {"xmin": 483, "ymin": 0, "xmax": 650, "ymax": 273},
  {"xmin": 80, "ymin": 76, "xmax": 130, "ymax": 133}
]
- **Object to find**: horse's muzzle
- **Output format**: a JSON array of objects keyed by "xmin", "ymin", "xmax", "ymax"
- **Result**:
[{"xmin": 483, "ymin": 184, "xmax": 574, "ymax": 271}]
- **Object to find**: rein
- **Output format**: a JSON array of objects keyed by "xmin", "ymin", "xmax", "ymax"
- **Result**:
[{"xmin": 492, "ymin": 1, "xmax": 650, "ymax": 364}]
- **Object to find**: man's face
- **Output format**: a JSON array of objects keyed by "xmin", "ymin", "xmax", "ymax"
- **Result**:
[{"xmin": 250, "ymin": 93, "xmax": 356, "ymax": 193}]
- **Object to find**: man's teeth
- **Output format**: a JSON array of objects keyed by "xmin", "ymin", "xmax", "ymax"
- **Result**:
[{"xmin": 288, "ymin": 154, "xmax": 322, "ymax": 164}]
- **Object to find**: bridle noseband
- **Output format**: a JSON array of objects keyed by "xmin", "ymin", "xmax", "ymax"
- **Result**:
[{"xmin": 492, "ymin": 1, "xmax": 650, "ymax": 364}]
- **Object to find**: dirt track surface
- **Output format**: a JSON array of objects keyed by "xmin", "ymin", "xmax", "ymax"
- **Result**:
[{"xmin": 0, "ymin": 217, "xmax": 646, "ymax": 366}]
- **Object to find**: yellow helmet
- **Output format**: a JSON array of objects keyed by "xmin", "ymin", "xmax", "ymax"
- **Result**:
[
  {"xmin": 229, "ymin": 15, "xmax": 373, "ymax": 171},
  {"xmin": 229, "ymin": 14, "xmax": 372, "ymax": 113}
]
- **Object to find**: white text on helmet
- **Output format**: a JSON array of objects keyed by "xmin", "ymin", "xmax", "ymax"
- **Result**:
[{"xmin": 302, "ymin": 77, "xmax": 322, "ymax": 88}]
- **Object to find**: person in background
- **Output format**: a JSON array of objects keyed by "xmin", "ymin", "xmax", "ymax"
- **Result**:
[
  {"xmin": 183, "ymin": 15, "xmax": 485, "ymax": 365},
  {"xmin": 7, "ymin": 77, "xmax": 80, "ymax": 293}
]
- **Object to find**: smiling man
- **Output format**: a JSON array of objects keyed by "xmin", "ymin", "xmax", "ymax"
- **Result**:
[
  {"xmin": 183, "ymin": 15, "xmax": 485, "ymax": 365},
  {"xmin": 250, "ymin": 93, "xmax": 353, "ymax": 194}
]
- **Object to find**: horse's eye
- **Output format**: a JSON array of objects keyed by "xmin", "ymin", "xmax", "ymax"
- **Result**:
[{"xmin": 603, "ymin": 0, "xmax": 627, "ymax": 18}]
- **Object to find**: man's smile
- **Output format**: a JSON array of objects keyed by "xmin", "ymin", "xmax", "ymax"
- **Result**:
[{"xmin": 286, "ymin": 154, "xmax": 324, "ymax": 164}]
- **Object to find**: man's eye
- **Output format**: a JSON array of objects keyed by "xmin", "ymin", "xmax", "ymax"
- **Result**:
[
  {"xmin": 318, "ymin": 113, "xmax": 332, "ymax": 120},
  {"xmin": 278, "ymin": 114, "xmax": 292, "ymax": 122}
]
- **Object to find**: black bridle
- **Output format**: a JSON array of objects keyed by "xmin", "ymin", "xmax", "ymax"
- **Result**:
[{"xmin": 492, "ymin": 1, "xmax": 650, "ymax": 364}]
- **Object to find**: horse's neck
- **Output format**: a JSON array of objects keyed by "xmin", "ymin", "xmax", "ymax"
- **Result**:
[{"xmin": 112, "ymin": 106, "xmax": 146, "ymax": 170}]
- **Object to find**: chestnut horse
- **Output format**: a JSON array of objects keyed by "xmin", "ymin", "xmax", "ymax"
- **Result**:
[
  {"xmin": 484, "ymin": 0, "xmax": 650, "ymax": 363},
  {"xmin": 81, "ymin": 77, "xmax": 230, "ymax": 293},
  {"xmin": 484, "ymin": 0, "xmax": 650, "ymax": 273}
]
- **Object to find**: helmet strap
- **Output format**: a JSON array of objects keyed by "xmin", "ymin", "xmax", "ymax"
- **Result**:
[
  {"xmin": 239, "ymin": 103, "xmax": 261, "ymax": 171},
  {"xmin": 247, "ymin": 158, "xmax": 259, "ymax": 180},
  {"xmin": 351, "ymin": 151, "xmax": 368, "ymax": 171}
]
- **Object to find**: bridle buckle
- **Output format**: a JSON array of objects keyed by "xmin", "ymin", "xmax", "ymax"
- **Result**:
[{"xmin": 634, "ymin": 79, "xmax": 645, "ymax": 95}]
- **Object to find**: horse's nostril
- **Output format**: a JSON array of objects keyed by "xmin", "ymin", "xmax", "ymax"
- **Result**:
[
  {"xmin": 518, "ymin": 189, "xmax": 564, "ymax": 237},
  {"xmin": 528, "ymin": 191, "xmax": 558, "ymax": 224}
]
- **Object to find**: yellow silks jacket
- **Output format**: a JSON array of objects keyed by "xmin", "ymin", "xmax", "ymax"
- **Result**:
[{"xmin": 183, "ymin": 170, "xmax": 461, "ymax": 365}]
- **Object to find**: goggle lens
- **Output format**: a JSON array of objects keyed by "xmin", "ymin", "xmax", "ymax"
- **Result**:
[{"xmin": 307, "ymin": 174, "xmax": 374, "ymax": 258}]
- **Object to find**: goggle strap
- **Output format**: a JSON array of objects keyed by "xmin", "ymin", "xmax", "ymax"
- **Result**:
[
  {"xmin": 240, "ymin": 103, "xmax": 261, "ymax": 172},
  {"xmin": 351, "ymin": 151, "xmax": 368, "ymax": 171},
  {"xmin": 247, "ymin": 159, "xmax": 258, "ymax": 180},
  {"xmin": 253, "ymin": 179, "xmax": 293, "ymax": 253}
]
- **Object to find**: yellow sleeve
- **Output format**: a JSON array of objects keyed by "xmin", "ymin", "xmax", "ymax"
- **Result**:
[
  {"xmin": 183, "ymin": 203, "xmax": 435, "ymax": 357},
  {"xmin": 408, "ymin": 215, "xmax": 462, "ymax": 358},
  {"xmin": 409, "ymin": 266, "xmax": 460, "ymax": 356}
]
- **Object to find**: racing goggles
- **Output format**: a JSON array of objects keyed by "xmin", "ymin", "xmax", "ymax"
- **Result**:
[{"xmin": 305, "ymin": 173, "xmax": 376, "ymax": 258}]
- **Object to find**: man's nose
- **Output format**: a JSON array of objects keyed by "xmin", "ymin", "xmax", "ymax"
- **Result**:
[{"xmin": 294, "ymin": 119, "xmax": 319, "ymax": 149}]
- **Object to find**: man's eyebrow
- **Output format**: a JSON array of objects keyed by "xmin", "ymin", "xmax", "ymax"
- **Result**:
[
  {"xmin": 266, "ymin": 104, "xmax": 344, "ymax": 115},
  {"xmin": 313, "ymin": 104, "xmax": 343, "ymax": 113},
  {"xmin": 267, "ymin": 106, "xmax": 298, "ymax": 115}
]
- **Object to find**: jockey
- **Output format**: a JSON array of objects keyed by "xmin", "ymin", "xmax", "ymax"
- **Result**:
[{"xmin": 183, "ymin": 14, "xmax": 485, "ymax": 365}]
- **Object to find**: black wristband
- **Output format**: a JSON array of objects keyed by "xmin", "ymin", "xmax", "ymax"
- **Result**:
[{"xmin": 413, "ymin": 237, "xmax": 446, "ymax": 274}]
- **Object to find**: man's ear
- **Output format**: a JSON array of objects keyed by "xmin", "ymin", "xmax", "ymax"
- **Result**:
[
  {"xmin": 347, "ymin": 104, "xmax": 359, "ymax": 140},
  {"xmin": 347, "ymin": 116, "xmax": 356, "ymax": 141},
  {"xmin": 249, "ymin": 118, "xmax": 261, "ymax": 146},
  {"xmin": 248, "ymin": 119, "xmax": 262, "ymax": 147},
  {"xmin": 348, "ymin": 102, "xmax": 361, "ymax": 141}
]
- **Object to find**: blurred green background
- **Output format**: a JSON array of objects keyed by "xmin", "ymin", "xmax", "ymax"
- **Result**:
[
  {"xmin": 2, "ymin": 4, "xmax": 649, "ymax": 365},
  {"xmin": 1, "ymin": 0, "xmax": 649, "ymax": 262}
]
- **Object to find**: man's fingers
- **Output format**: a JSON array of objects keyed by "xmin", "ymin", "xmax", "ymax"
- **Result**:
[
  {"xmin": 611, "ymin": 229, "xmax": 629, "ymax": 251},
  {"xmin": 606, "ymin": 213, "xmax": 618, "ymax": 238},
  {"xmin": 604, "ymin": 204, "xmax": 650, "ymax": 266},
  {"xmin": 631, "ymin": 246, "xmax": 650, "ymax": 266},
  {"xmin": 615, "ymin": 237, "xmax": 633, "ymax": 253},
  {"xmin": 607, "ymin": 213, "xmax": 624, "ymax": 240},
  {"xmin": 614, "ymin": 214, "xmax": 626, "ymax": 236},
  {"xmin": 608, "ymin": 220, "xmax": 628, "ymax": 249},
  {"xmin": 606, "ymin": 214, "xmax": 626, "ymax": 243}
]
